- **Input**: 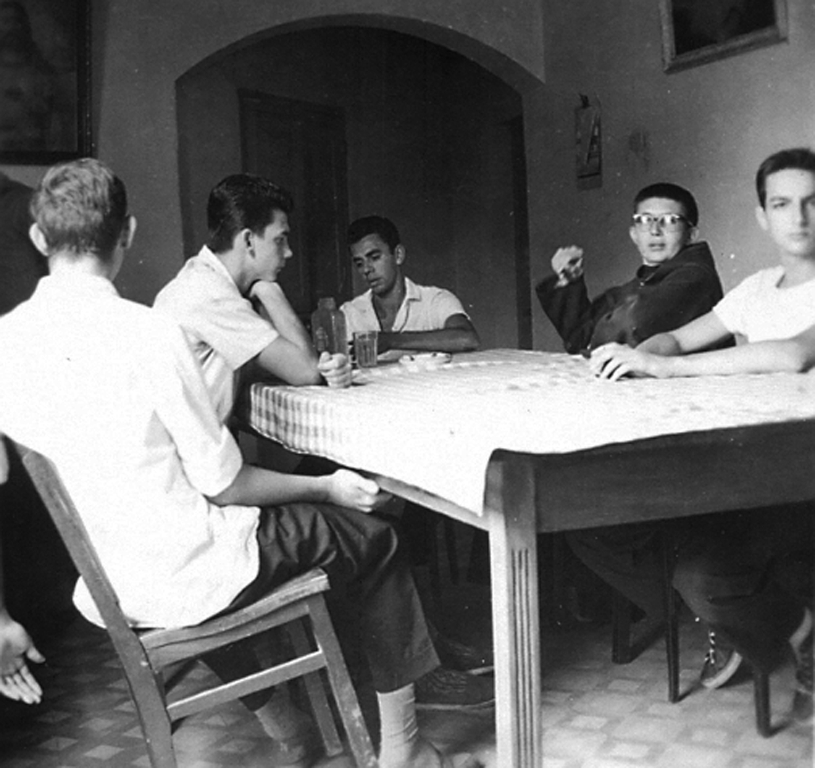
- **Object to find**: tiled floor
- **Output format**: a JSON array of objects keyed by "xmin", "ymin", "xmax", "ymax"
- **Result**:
[{"xmin": 0, "ymin": 573, "xmax": 812, "ymax": 767}]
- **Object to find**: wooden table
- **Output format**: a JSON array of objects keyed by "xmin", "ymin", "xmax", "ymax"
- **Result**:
[{"xmin": 246, "ymin": 349, "xmax": 815, "ymax": 767}]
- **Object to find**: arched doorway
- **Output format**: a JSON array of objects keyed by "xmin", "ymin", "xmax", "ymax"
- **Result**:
[{"xmin": 177, "ymin": 24, "xmax": 530, "ymax": 349}]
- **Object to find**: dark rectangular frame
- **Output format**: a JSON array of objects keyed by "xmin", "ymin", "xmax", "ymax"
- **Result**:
[
  {"xmin": 659, "ymin": 0, "xmax": 787, "ymax": 73},
  {"xmin": 0, "ymin": 0, "xmax": 92, "ymax": 164}
]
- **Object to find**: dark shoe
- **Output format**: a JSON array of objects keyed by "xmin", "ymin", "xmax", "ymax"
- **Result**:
[
  {"xmin": 700, "ymin": 629, "xmax": 743, "ymax": 689},
  {"xmin": 431, "ymin": 630, "xmax": 494, "ymax": 675},
  {"xmin": 791, "ymin": 610, "xmax": 813, "ymax": 723},
  {"xmin": 415, "ymin": 667, "xmax": 495, "ymax": 711}
]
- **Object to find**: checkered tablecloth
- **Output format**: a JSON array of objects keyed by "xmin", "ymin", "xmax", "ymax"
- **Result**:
[{"xmin": 248, "ymin": 349, "xmax": 815, "ymax": 515}]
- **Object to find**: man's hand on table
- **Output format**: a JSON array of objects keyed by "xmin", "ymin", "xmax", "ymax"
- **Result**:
[
  {"xmin": 318, "ymin": 351, "xmax": 352, "ymax": 388},
  {"xmin": 327, "ymin": 469, "xmax": 392, "ymax": 513},
  {"xmin": 589, "ymin": 343, "xmax": 664, "ymax": 381},
  {"xmin": 0, "ymin": 610, "xmax": 44, "ymax": 705}
]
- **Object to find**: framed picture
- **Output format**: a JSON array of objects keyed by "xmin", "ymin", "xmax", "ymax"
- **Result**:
[
  {"xmin": 575, "ymin": 98, "xmax": 602, "ymax": 190},
  {"xmin": 0, "ymin": 0, "xmax": 91, "ymax": 164},
  {"xmin": 659, "ymin": 0, "xmax": 787, "ymax": 73}
]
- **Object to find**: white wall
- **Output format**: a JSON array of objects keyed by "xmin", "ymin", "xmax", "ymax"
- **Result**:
[
  {"xmin": 529, "ymin": 0, "xmax": 815, "ymax": 350},
  {"xmin": 4, "ymin": 0, "xmax": 814, "ymax": 357},
  {"xmin": 80, "ymin": 0, "xmax": 545, "ymax": 306}
]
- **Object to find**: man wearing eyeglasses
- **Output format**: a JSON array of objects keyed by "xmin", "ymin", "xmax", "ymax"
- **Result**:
[
  {"xmin": 536, "ymin": 183, "xmax": 737, "ymax": 690},
  {"xmin": 536, "ymin": 182, "xmax": 724, "ymax": 355}
]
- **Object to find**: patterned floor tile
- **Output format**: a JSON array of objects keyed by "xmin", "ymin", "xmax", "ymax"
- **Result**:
[{"xmin": 0, "ymin": 582, "xmax": 812, "ymax": 768}]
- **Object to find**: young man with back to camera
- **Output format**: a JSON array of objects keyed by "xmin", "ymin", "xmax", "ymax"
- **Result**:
[{"xmin": 0, "ymin": 158, "xmax": 482, "ymax": 768}]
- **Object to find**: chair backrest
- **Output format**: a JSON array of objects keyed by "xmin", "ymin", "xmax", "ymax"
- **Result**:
[{"xmin": 18, "ymin": 445, "xmax": 148, "ymax": 659}]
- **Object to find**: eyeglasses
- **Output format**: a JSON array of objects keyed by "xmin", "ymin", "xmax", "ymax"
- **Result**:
[{"xmin": 631, "ymin": 213, "xmax": 689, "ymax": 232}]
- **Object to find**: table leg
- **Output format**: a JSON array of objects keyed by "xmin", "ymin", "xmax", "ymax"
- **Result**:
[{"xmin": 484, "ymin": 456, "xmax": 541, "ymax": 768}]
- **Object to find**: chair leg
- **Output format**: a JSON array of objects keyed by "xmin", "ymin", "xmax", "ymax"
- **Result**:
[
  {"xmin": 662, "ymin": 532, "xmax": 680, "ymax": 703},
  {"xmin": 611, "ymin": 591, "xmax": 632, "ymax": 664},
  {"xmin": 307, "ymin": 596, "xmax": 377, "ymax": 768},
  {"xmin": 287, "ymin": 619, "xmax": 343, "ymax": 756},
  {"xmin": 443, "ymin": 520, "xmax": 459, "ymax": 584},
  {"xmin": 427, "ymin": 518, "xmax": 442, "ymax": 597},
  {"xmin": 125, "ymin": 666, "xmax": 177, "ymax": 768},
  {"xmin": 753, "ymin": 665, "xmax": 772, "ymax": 737}
]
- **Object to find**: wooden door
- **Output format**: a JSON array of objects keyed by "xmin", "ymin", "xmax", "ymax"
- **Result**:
[{"xmin": 239, "ymin": 90, "xmax": 351, "ymax": 321}]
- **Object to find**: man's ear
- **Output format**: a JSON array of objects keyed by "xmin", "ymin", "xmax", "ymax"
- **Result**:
[
  {"xmin": 28, "ymin": 223, "xmax": 50, "ymax": 257},
  {"xmin": 120, "ymin": 215, "xmax": 137, "ymax": 249},
  {"xmin": 685, "ymin": 225, "xmax": 698, "ymax": 244},
  {"xmin": 394, "ymin": 244, "xmax": 406, "ymax": 265},
  {"xmin": 755, "ymin": 205, "xmax": 769, "ymax": 232},
  {"xmin": 235, "ymin": 228, "xmax": 254, "ymax": 257}
]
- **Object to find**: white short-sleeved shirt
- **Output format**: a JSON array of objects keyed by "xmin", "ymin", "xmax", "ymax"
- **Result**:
[
  {"xmin": 713, "ymin": 266, "xmax": 815, "ymax": 342},
  {"xmin": 154, "ymin": 246, "xmax": 279, "ymax": 420},
  {"xmin": 0, "ymin": 274, "xmax": 260, "ymax": 629},
  {"xmin": 340, "ymin": 277, "xmax": 467, "ymax": 339}
]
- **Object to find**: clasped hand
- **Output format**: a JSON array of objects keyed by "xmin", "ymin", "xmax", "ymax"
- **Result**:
[
  {"xmin": 551, "ymin": 246, "xmax": 584, "ymax": 286},
  {"xmin": 328, "ymin": 469, "xmax": 391, "ymax": 513},
  {"xmin": 318, "ymin": 351, "xmax": 352, "ymax": 388}
]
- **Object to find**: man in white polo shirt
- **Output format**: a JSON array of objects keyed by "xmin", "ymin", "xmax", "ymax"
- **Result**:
[
  {"xmin": 154, "ymin": 174, "xmax": 350, "ymax": 425},
  {"xmin": 341, "ymin": 215, "xmax": 479, "ymax": 357}
]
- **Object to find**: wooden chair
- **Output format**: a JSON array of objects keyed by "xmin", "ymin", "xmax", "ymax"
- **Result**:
[
  {"xmin": 610, "ymin": 527, "xmax": 680, "ymax": 702},
  {"xmin": 19, "ymin": 446, "xmax": 377, "ymax": 768},
  {"xmin": 611, "ymin": 526, "xmax": 772, "ymax": 736}
]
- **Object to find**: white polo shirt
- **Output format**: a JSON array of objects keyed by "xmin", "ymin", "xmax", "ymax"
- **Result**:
[
  {"xmin": 0, "ymin": 274, "xmax": 260, "ymax": 628},
  {"xmin": 154, "ymin": 246, "xmax": 279, "ymax": 421},
  {"xmin": 340, "ymin": 277, "xmax": 467, "ymax": 338}
]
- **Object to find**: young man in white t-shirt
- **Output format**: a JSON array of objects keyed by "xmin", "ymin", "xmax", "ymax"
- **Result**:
[{"xmin": 591, "ymin": 147, "xmax": 815, "ymax": 722}]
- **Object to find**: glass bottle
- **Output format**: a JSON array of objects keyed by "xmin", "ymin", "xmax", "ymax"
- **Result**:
[{"xmin": 310, "ymin": 297, "xmax": 348, "ymax": 356}]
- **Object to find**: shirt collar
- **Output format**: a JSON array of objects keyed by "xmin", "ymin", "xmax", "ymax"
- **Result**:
[
  {"xmin": 196, "ymin": 245, "xmax": 240, "ymax": 289},
  {"xmin": 38, "ymin": 271, "xmax": 120, "ymax": 299},
  {"xmin": 403, "ymin": 276, "xmax": 420, "ymax": 303}
]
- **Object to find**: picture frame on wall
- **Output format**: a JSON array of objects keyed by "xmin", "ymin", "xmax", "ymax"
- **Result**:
[
  {"xmin": 0, "ymin": 0, "xmax": 92, "ymax": 164},
  {"xmin": 659, "ymin": 0, "xmax": 787, "ymax": 73}
]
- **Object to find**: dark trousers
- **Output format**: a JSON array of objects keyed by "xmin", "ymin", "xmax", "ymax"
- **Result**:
[
  {"xmin": 673, "ymin": 505, "xmax": 814, "ymax": 670},
  {"xmin": 566, "ymin": 522, "xmax": 666, "ymax": 620},
  {"xmin": 205, "ymin": 502, "xmax": 438, "ymax": 708},
  {"xmin": 567, "ymin": 506, "xmax": 814, "ymax": 670}
]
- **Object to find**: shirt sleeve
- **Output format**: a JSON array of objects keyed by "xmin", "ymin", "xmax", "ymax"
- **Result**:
[
  {"xmin": 192, "ymin": 291, "xmax": 279, "ymax": 371},
  {"xmin": 712, "ymin": 270, "xmax": 769, "ymax": 337},
  {"xmin": 150, "ymin": 316, "xmax": 243, "ymax": 498},
  {"xmin": 158, "ymin": 269, "xmax": 279, "ymax": 372},
  {"xmin": 429, "ymin": 288, "xmax": 468, "ymax": 325}
]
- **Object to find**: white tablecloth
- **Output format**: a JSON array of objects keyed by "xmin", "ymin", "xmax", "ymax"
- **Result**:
[{"xmin": 248, "ymin": 349, "xmax": 815, "ymax": 515}]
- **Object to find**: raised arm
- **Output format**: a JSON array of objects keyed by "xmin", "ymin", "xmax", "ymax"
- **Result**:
[
  {"xmin": 251, "ymin": 281, "xmax": 349, "ymax": 388},
  {"xmin": 377, "ymin": 313, "xmax": 479, "ymax": 354},
  {"xmin": 536, "ymin": 246, "xmax": 597, "ymax": 354},
  {"xmin": 250, "ymin": 280, "xmax": 321, "ymax": 383}
]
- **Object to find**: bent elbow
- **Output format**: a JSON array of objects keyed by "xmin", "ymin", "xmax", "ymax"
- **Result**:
[
  {"xmin": 301, "ymin": 368, "xmax": 325, "ymax": 386},
  {"xmin": 464, "ymin": 332, "xmax": 480, "ymax": 351},
  {"xmin": 791, "ymin": 348, "xmax": 815, "ymax": 373}
]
